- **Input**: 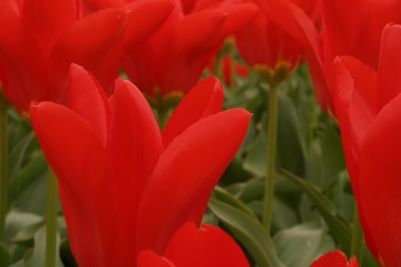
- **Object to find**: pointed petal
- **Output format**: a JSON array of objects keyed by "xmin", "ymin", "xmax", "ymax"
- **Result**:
[
  {"xmin": 107, "ymin": 79, "xmax": 163, "ymax": 264},
  {"xmin": 162, "ymin": 76, "xmax": 224, "ymax": 147},
  {"xmin": 21, "ymin": 0, "xmax": 76, "ymax": 57},
  {"xmin": 0, "ymin": 4, "xmax": 47, "ymax": 114},
  {"xmin": 164, "ymin": 223, "xmax": 250, "ymax": 267},
  {"xmin": 136, "ymin": 108, "xmax": 251, "ymax": 254},
  {"xmin": 156, "ymin": 9, "xmax": 227, "ymax": 94},
  {"xmin": 137, "ymin": 251, "xmax": 176, "ymax": 267},
  {"xmin": 310, "ymin": 251, "xmax": 358, "ymax": 267},
  {"xmin": 29, "ymin": 102, "xmax": 116, "ymax": 267},
  {"xmin": 377, "ymin": 24, "xmax": 401, "ymax": 110},
  {"xmin": 124, "ymin": 0, "xmax": 175, "ymax": 48},
  {"xmin": 359, "ymin": 92, "xmax": 401, "ymax": 267},
  {"xmin": 67, "ymin": 64, "xmax": 111, "ymax": 147},
  {"xmin": 50, "ymin": 8, "xmax": 127, "ymax": 95}
]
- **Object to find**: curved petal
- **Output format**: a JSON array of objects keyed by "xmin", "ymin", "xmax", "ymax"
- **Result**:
[
  {"xmin": 107, "ymin": 78, "xmax": 163, "ymax": 264},
  {"xmin": 164, "ymin": 223, "xmax": 250, "ymax": 267},
  {"xmin": 377, "ymin": 23, "xmax": 401, "ymax": 110},
  {"xmin": 50, "ymin": 8, "xmax": 127, "ymax": 96},
  {"xmin": 136, "ymin": 108, "xmax": 251, "ymax": 255},
  {"xmin": 137, "ymin": 251, "xmax": 176, "ymax": 267},
  {"xmin": 29, "ymin": 102, "xmax": 116, "ymax": 267},
  {"xmin": 124, "ymin": 0, "xmax": 175, "ymax": 48},
  {"xmin": 310, "ymin": 251, "xmax": 359, "ymax": 267},
  {"xmin": 67, "ymin": 64, "xmax": 111, "ymax": 147},
  {"xmin": 162, "ymin": 76, "xmax": 224, "ymax": 147},
  {"xmin": 0, "ymin": 4, "xmax": 47, "ymax": 114},
  {"xmin": 359, "ymin": 92, "xmax": 401, "ymax": 267},
  {"xmin": 156, "ymin": 9, "xmax": 227, "ymax": 94},
  {"xmin": 21, "ymin": 0, "xmax": 76, "ymax": 59}
]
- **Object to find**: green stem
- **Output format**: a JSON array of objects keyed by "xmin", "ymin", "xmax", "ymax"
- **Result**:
[
  {"xmin": 351, "ymin": 202, "xmax": 364, "ymax": 264},
  {"xmin": 0, "ymin": 105, "xmax": 8, "ymax": 240},
  {"xmin": 45, "ymin": 167, "xmax": 58, "ymax": 267},
  {"xmin": 263, "ymin": 85, "xmax": 279, "ymax": 232},
  {"xmin": 157, "ymin": 109, "xmax": 170, "ymax": 131}
]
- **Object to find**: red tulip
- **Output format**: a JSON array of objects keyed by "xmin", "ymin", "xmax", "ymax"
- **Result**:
[
  {"xmin": 255, "ymin": 0, "xmax": 401, "ymax": 114},
  {"xmin": 78, "ymin": 0, "xmax": 175, "ymax": 49},
  {"xmin": 235, "ymin": 11, "xmax": 302, "ymax": 85},
  {"xmin": 333, "ymin": 24, "xmax": 401, "ymax": 266},
  {"xmin": 208, "ymin": 55, "xmax": 249, "ymax": 86},
  {"xmin": 29, "ymin": 64, "xmax": 251, "ymax": 267},
  {"xmin": 137, "ymin": 222, "xmax": 250, "ymax": 267},
  {"xmin": 310, "ymin": 251, "xmax": 359, "ymax": 267},
  {"xmin": 0, "ymin": 0, "xmax": 128, "ymax": 116},
  {"xmin": 118, "ymin": 0, "xmax": 258, "ymax": 109}
]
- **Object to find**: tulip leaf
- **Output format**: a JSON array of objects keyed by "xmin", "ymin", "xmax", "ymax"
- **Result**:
[
  {"xmin": 281, "ymin": 169, "xmax": 352, "ymax": 252},
  {"xmin": 208, "ymin": 198, "xmax": 286, "ymax": 267},
  {"xmin": 25, "ymin": 226, "xmax": 64, "ymax": 267},
  {"xmin": 273, "ymin": 221, "xmax": 335, "ymax": 267},
  {"xmin": 213, "ymin": 185, "xmax": 259, "ymax": 220},
  {"xmin": 9, "ymin": 152, "xmax": 47, "ymax": 202},
  {"xmin": 8, "ymin": 131, "xmax": 36, "ymax": 182},
  {"xmin": 0, "ymin": 242, "xmax": 11, "ymax": 267},
  {"xmin": 12, "ymin": 221, "xmax": 44, "ymax": 246}
]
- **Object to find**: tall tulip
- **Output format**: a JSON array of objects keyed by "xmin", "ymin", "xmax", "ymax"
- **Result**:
[
  {"xmin": 29, "ymin": 64, "xmax": 251, "ymax": 267},
  {"xmin": 255, "ymin": 0, "xmax": 401, "ymax": 115},
  {"xmin": 137, "ymin": 222, "xmax": 250, "ymax": 267},
  {"xmin": 235, "ymin": 0, "xmax": 320, "ymax": 86},
  {"xmin": 0, "ymin": 0, "xmax": 173, "ymax": 117},
  {"xmin": 333, "ymin": 24, "xmax": 401, "ymax": 266},
  {"xmin": 0, "ymin": 0, "xmax": 125, "ymax": 116},
  {"xmin": 82, "ymin": 0, "xmax": 259, "ymax": 110}
]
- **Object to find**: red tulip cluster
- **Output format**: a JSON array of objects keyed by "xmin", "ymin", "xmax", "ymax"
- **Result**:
[{"xmin": 2, "ymin": 0, "xmax": 401, "ymax": 266}]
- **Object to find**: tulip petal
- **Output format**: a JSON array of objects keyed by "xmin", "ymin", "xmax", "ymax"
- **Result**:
[
  {"xmin": 359, "ymin": 92, "xmax": 401, "ymax": 267},
  {"xmin": 107, "ymin": 79, "xmax": 163, "ymax": 264},
  {"xmin": 137, "ymin": 251, "xmax": 176, "ymax": 267},
  {"xmin": 156, "ymin": 10, "xmax": 227, "ymax": 94},
  {"xmin": 136, "ymin": 108, "xmax": 251, "ymax": 254},
  {"xmin": 30, "ymin": 102, "xmax": 116, "ymax": 267},
  {"xmin": 67, "ymin": 64, "xmax": 111, "ymax": 148},
  {"xmin": 377, "ymin": 24, "xmax": 401, "ymax": 110},
  {"xmin": 0, "ymin": 4, "xmax": 47, "ymax": 113},
  {"xmin": 50, "ymin": 8, "xmax": 127, "ymax": 95},
  {"xmin": 162, "ymin": 76, "xmax": 224, "ymax": 147},
  {"xmin": 21, "ymin": 0, "xmax": 76, "ymax": 58},
  {"xmin": 124, "ymin": 0, "xmax": 175, "ymax": 48},
  {"xmin": 163, "ymin": 223, "xmax": 250, "ymax": 267},
  {"xmin": 310, "ymin": 251, "xmax": 358, "ymax": 267}
]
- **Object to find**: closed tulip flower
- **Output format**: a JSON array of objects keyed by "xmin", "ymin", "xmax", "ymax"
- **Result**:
[{"xmin": 30, "ymin": 64, "xmax": 251, "ymax": 267}]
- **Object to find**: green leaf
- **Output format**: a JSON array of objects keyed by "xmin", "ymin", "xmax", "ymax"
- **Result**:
[
  {"xmin": 9, "ymin": 152, "xmax": 47, "ymax": 202},
  {"xmin": 0, "ymin": 242, "xmax": 11, "ymax": 267},
  {"xmin": 213, "ymin": 186, "xmax": 259, "ymax": 220},
  {"xmin": 208, "ymin": 198, "xmax": 286, "ymax": 267},
  {"xmin": 281, "ymin": 170, "xmax": 352, "ymax": 252},
  {"xmin": 25, "ymin": 226, "xmax": 64, "ymax": 267},
  {"xmin": 8, "ymin": 131, "xmax": 35, "ymax": 181},
  {"xmin": 12, "ymin": 221, "xmax": 44, "ymax": 246},
  {"xmin": 273, "ymin": 221, "xmax": 335, "ymax": 267}
]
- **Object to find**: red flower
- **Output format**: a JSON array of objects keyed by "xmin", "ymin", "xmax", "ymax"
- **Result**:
[
  {"xmin": 310, "ymin": 251, "xmax": 359, "ymax": 267},
  {"xmin": 108, "ymin": 0, "xmax": 259, "ymax": 109},
  {"xmin": 333, "ymin": 24, "xmax": 401, "ymax": 267},
  {"xmin": 235, "ymin": 11, "xmax": 302, "ymax": 85},
  {"xmin": 208, "ymin": 55, "xmax": 249, "ymax": 86},
  {"xmin": 255, "ymin": 0, "xmax": 401, "ymax": 114},
  {"xmin": 29, "ymin": 64, "xmax": 251, "ymax": 267},
  {"xmin": 137, "ymin": 222, "xmax": 250, "ymax": 267},
  {"xmin": 0, "ymin": 0, "xmax": 127, "ymax": 115}
]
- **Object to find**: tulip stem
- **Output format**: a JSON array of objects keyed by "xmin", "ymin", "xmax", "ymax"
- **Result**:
[
  {"xmin": 158, "ymin": 109, "xmax": 170, "ymax": 130},
  {"xmin": 45, "ymin": 167, "xmax": 58, "ymax": 267},
  {"xmin": 351, "ymin": 202, "xmax": 364, "ymax": 264},
  {"xmin": 0, "ymin": 103, "xmax": 8, "ymax": 240},
  {"xmin": 263, "ymin": 84, "xmax": 278, "ymax": 232}
]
